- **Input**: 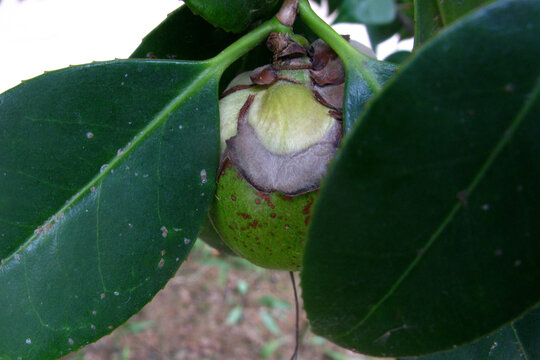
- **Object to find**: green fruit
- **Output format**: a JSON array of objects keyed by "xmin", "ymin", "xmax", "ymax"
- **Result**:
[
  {"xmin": 210, "ymin": 160, "xmax": 316, "ymax": 271},
  {"xmin": 200, "ymin": 34, "xmax": 352, "ymax": 270}
]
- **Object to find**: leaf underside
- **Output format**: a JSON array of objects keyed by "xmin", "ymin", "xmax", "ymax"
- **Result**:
[
  {"xmin": 342, "ymin": 58, "xmax": 397, "ymax": 133},
  {"xmin": 0, "ymin": 60, "xmax": 220, "ymax": 359},
  {"xmin": 302, "ymin": 0, "xmax": 540, "ymax": 357}
]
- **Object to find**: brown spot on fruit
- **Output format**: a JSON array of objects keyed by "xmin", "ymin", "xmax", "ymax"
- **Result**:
[
  {"xmin": 303, "ymin": 197, "xmax": 314, "ymax": 215},
  {"xmin": 248, "ymin": 220, "xmax": 260, "ymax": 229},
  {"xmin": 237, "ymin": 212, "xmax": 251, "ymax": 219},
  {"xmin": 278, "ymin": 193, "xmax": 294, "ymax": 202},
  {"xmin": 255, "ymin": 192, "xmax": 275, "ymax": 209}
]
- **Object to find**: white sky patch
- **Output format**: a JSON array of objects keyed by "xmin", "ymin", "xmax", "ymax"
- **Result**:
[
  {"xmin": 0, "ymin": 0, "xmax": 412, "ymax": 93},
  {"xmin": 0, "ymin": 0, "xmax": 180, "ymax": 92}
]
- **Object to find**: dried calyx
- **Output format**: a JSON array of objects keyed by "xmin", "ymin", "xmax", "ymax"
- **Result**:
[{"xmin": 219, "ymin": 32, "xmax": 361, "ymax": 196}]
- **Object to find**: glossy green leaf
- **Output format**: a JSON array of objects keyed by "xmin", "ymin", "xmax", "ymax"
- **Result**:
[
  {"xmin": 402, "ymin": 306, "xmax": 540, "ymax": 360},
  {"xmin": 413, "ymin": 0, "xmax": 491, "ymax": 48},
  {"xmin": 302, "ymin": 0, "xmax": 540, "ymax": 357},
  {"xmin": 0, "ymin": 60, "xmax": 221, "ymax": 359},
  {"xmin": 130, "ymin": 3, "xmax": 273, "ymax": 94},
  {"xmin": 184, "ymin": 0, "xmax": 282, "ymax": 33},
  {"xmin": 383, "ymin": 50, "xmax": 411, "ymax": 64},
  {"xmin": 335, "ymin": 0, "xmax": 396, "ymax": 25},
  {"xmin": 413, "ymin": 0, "xmax": 442, "ymax": 48},
  {"xmin": 131, "ymin": 5, "xmax": 238, "ymax": 61},
  {"xmin": 437, "ymin": 0, "xmax": 492, "ymax": 26}
]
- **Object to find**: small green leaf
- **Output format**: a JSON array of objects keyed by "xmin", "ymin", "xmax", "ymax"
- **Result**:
[
  {"xmin": 226, "ymin": 305, "xmax": 244, "ymax": 326},
  {"xmin": 335, "ymin": 0, "xmax": 396, "ymax": 25},
  {"xmin": 303, "ymin": 0, "xmax": 540, "ymax": 356},
  {"xmin": 0, "ymin": 60, "xmax": 221, "ymax": 359},
  {"xmin": 184, "ymin": 0, "xmax": 281, "ymax": 33},
  {"xmin": 259, "ymin": 296, "xmax": 292, "ymax": 310},
  {"xmin": 259, "ymin": 309, "xmax": 281, "ymax": 335},
  {"xmin": 123, "ymin": 320, "xmax": 155, "ymax": 335},
  {"xmin": 236, "ymin": 279, "xmax": 249, "ymax": 295},
  {"xmin": 401, "ymin": 306, "xmax": 540, "ymax": 360},
  {"xmin": 323, "ymin": 349, "xmax": 357, "ymax": 360},
  {"xmin": 260, "ymin": 338, "xmax": 286, "ymax": 358}
]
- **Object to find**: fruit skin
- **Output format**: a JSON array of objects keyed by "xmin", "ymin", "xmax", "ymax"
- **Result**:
[
  {"xmin": 198, "ymin": 215, "xmax": 237, "ymax": 256},
  {"xmin": 210, "ymin": 160, "xmax": 315, "ymax": 271},
  {"xmin": 199, "ymin": 34, "xmax": 352, "ymax": 270}
]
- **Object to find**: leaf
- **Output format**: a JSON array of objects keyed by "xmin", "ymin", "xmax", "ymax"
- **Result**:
[
  {"xmin": 366, "ymin": 0, "xmax": 414, "ymax": 51},
  {"xmin": 259, "ymin": 295, "xmax": 292, "ymax": 310},
  {"xmin": 302, "ymin": 0, "xmax": 540, "ymax": 357},
  {"xmin": 0, "ymin": 60, "xmax": 221, "ymax": 359},
  {"xmin": 401, "ymin": 306, "xmax": 540, "ymax": 360},
  {"xmin": 437, "ymin": 0, "xmax": 492, "ymax": 26},
  {"xmin": 130, "ymin": 3, "xmax": 273, "ymax": 98},
  {"xmin": 236, "ymin": 279, "xmax": 249, "ymax": 295},
  {"xmin": 413, "ymin": 0, "xmax": 491, "ymax": 48},
  {"xmin": 366, "ymin": 20, "xmax": 403, "ymax": 50},
  {"xmin": 260, "ymin": 338, "xmax": 286, "ymax": 358},
  {"xmin": 131, "ymin": 5, "xmax": 238, "ymax": 61},
  {"xmin": 297, "ymin": 0, "xmax": 399, "ymax": 134},
  {"xmin": 226, "ymin": 305, "xmax": 244, "ymax": 326},
  {"xmin": 184, "ymin": 0, "xmax": 282, "ymax": 33},
  {"xmin": 335, "ymin": 0, "xmax": 396, "ymax": 25},
  {"xmin": 413, "ymin": 0, "xmax": 442, "ymax": 48},
  {"xmin": 383, "ymin": 50, "xmax": 411, "ymax": 64},
  {"xmin": 259, "ymin": 309, "xmax": 281, "ymax": 335},
  {"xmin": 342, "ymin": 58, "xmax": 397, "ymax": 133},
  {"xmin": 122, "ymin": 320, "xmax": 155, "ymax": 335}
]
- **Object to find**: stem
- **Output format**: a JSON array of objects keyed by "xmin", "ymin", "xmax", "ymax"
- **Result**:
[
  {"xmin": 210, "ymin": 18, "xmax": 291, "ymax": 74},
  {"xmin": 297, "ymin": 0, "xmax": 381, "ymax": 93},
  {"xmin": 289, "ymin": 271, "xmax": 300, "ymax": 360},
  {"xmin": 276, "ymin": 0, "xmax": 299, "ymax": 27}
]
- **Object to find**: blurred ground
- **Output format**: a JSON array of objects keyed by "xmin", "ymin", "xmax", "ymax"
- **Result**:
[{"xmin": 62, "ymin": 241, "xmax": 382, "ymax": 360}]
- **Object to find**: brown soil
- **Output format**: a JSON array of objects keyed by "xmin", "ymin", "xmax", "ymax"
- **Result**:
[{"xmin": 62, "ymin": 242, "xmax": 383, "ymax": 360}]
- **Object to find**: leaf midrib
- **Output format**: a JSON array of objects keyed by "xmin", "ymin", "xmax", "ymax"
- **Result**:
[
  {"xmin": 336, "ymin": 72, "xmax": 540, "ymax": 339},
  {"xmin": 2, "ymin": 59, "xmax": 218, "ymax": 265}
]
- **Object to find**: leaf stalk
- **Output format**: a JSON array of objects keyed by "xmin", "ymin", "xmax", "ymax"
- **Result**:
[
  {"xmin": 297, "ymin": 0, "xmax": 382, "ymax": 93},
  {"xmin": 210, "ymin": 18, "xmax": 292, "ymax": 75}
]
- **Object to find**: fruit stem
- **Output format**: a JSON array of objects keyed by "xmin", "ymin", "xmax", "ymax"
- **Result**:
[
  {"xmin": 276, "ymin": 0, "xmax": 299, "ymax": 27},
  {"xmin": 210, "ymin": 18, "xmax": 292, "ymax": 74},
  {"xmin": 289, "ymin": 271, "xmax": 300, "ymax": 360},
  {"xmin": 297, "ymin": 0, "xmax": 382, "ymax": 93}
]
